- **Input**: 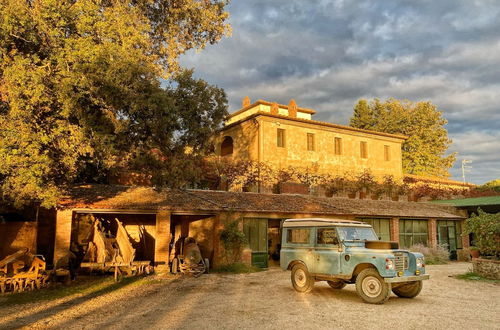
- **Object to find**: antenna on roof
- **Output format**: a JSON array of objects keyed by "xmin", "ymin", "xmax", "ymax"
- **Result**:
[{"xmin": 461, "ymin": 159, "xmax": 472, "ymax": 184}]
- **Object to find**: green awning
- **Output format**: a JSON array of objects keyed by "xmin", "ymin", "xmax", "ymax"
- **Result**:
[{"xmin": 431, "ymin": 196, "xmax": 500, "ymax": 207}]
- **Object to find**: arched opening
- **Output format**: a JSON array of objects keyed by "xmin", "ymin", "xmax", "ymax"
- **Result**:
[{"xmin": 220, "ymin": 136, "xmax": 234, "ymax": 156}]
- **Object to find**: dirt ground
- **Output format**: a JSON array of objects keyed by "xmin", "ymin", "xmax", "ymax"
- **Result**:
[{"xmin": 0, "ymin": 262, "xmax": 498, "ymax": 330}]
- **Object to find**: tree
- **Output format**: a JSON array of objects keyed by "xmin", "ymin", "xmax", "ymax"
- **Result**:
[
  {"xmin": 463, "ymin": 209, "xmax": 500, "ymax": 258},
  {"xmin": 0, "ymin": 0, "xmax": 230, "ymax": 207},
  {"xmin": 479, "ymin": 179, "xmax": 500, "ymax": 192},
  {"xmin": 350, "ymin": 98, "xmax": 456, "ymax": 177}
]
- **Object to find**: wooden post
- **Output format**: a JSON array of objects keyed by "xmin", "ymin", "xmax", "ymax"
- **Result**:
[
  {"xmin": 155, "ymin": 211, "xmax": 171, "ymax": 272},
  {"xmin": 53, "ymin": 209, "xmax": 73, "ymax": 268},
  {"xmin": 212, "ymin": 214, "xmax": 225, "ymax": 268},
  {"xmin": 428, "ymin": 218, "xmax": 438, "ymax": 248}
]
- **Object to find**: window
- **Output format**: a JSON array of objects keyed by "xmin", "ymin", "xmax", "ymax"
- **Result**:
[
  {"xmin": 399, "ymin": 219, "xmax": 428, "ymax": 247},
  {"xmin": 220, "ymin": 136, "xmax": 233, "ymax": 156},
  {"xmin": 360, "ymin": 218, "xmax": 391, "ymax": 241},
  {"xmin": 307, "ymin": 133, "xmax": 315, "ymax": 151},
  {"xmin": 360, "ymin": 141, "xmax": 368, "ymax": 158},
  {"xmin": 277, "ymin": 128, "xmax": 286, "ymax": 148},
  {"xmin": 317, "ymin": 228, "xmax": 339, "ymax": 245},
  {"xmin": 286, "ymin": 228, "xmax": 310, "ymax": 244},
  {"xmin": 384, "ymin": 145, "xmax": 390, "ymax": 161},
  {"xmin": 437, "ymin": 220, "xmax": 463, "ymax": 252},
  {"xmin": 334, "ymin": 137, "xmax": 342, "ymax": 155}
]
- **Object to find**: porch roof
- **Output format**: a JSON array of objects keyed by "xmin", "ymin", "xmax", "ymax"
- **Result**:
[{"xmin": 60, "ymin": 185, "xmax": 463, "ymax": 219}]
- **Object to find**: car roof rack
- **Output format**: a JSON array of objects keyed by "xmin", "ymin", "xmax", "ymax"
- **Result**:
[{"xmin": 282, "ymin": 218, "xmax": 370, "ymax": 227}]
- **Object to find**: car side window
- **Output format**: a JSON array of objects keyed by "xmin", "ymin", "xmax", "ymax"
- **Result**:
[
  {"xmin": 317, "ymin": 228, "xmax": 339, "ymax": 245},
  {"xmin": 286, "ymin": 228, "xmax": 310, "ymax": 244}
]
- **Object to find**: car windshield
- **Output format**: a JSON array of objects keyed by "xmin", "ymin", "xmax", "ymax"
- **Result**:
[{"xmin": 337, "ymin": 226, "xmax": 378, "ymax": 241}]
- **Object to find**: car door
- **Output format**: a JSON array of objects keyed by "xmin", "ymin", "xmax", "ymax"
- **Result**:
[{"xmin": 313, "ymin": 227, "xmax": 341, "ymax": 275}]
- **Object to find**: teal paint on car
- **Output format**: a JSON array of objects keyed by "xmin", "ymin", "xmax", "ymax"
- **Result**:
[{"xmin": 280, "ymin": 218, "xmax": 429, "ymax": 304}]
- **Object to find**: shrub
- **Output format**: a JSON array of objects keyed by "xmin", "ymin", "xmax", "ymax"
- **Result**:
[
  {"xmin": 220, "ymin": 221, "xmax": 247, "ymax": 264},
  {"xmin": 463, "ymin": 209, "xmax": 500, "ymax": 258},
  {"xmin": 409, "ymin": 243, "xmax": 450, "ymax": 264}
]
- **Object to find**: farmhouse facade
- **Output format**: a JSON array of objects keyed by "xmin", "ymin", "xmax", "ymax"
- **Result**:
[{"xmin": 215, "ymin": 98, "xmax": 406, "ymax": 179}]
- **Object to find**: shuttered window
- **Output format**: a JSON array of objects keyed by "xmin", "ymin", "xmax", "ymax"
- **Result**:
[
  {"xmin": 384, "ymin": 145, "xmax": 390, "ymax": 161},
  {"xmin": 307, "ymin": 133, "xmax": 315, "ymax": 151},
  {"xmin": 360, "ymin": 141, "xmax": 368, "ymax": 158},
  {"xmin": 277, "ymin": 128, "xmax": 286, "ymax": 148},
  {"xmin": 334, "ymin": 137, "xmax": 342, "ymax": 155}
]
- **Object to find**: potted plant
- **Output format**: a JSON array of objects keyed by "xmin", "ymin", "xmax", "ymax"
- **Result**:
[
  {"xmin": 469, "ymin": 246, "xmax": 480, "ymax": 259},
  {"xmin": 324, "ymin": 176, "xmax": 346, "ymax": 198},
  {"xmin": 345, "ymin": 180, "xmax": 358, "ymax": 199},
  {"xmin": 370, "ymin": 184, "xmax": 385, "ymax": 200},
  {"xmin": 356, "ymin": 170, "xmax": 375, "ymax": 200}
]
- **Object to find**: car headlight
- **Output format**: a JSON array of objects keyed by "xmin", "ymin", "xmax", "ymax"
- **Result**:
[
  {"xmin": 416, "ymin": 257, "xmax": 425, "ymax": 268},
  {"xmin": 385, "ymin": 258, "xmax": 395, "ymax": 270}
]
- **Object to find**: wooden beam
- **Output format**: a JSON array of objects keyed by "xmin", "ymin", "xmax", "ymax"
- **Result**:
[
  {"xmin": 155, "ymin": 211, "xmax": 171, "ymax": 272},
  {"xmin": 53, "ymin": 209, "xmax": 73, "ymax": 268}
]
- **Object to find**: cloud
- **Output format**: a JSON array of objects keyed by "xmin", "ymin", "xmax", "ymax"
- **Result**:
[
  {"xmin": 449, "ymin": 131, "xmax": 500, "ymax": 183},
  {"xmin": 180, "ymin": 0, "xmax": 500, "ymax": 183}
]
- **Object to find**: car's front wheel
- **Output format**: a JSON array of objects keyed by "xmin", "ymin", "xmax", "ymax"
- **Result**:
[
  {"xmin": 291, "ymin": 263, "xmax": 314, "ymax": 293},
  {"xmin": 392, "ymin": 281, "xmax": 423, "ymax": 298},
  {"xmin": 355, "ymin": 268, "xmax": 391, "ymax": 304}
]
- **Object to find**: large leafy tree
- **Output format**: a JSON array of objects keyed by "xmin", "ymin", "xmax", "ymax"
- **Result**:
[
  {"xmin": 350, "ymin": 98, "xmax": 456, "ymax": 177},
  {"xmin": 0, "ymin": 0, "xmax": 230, "ymax": 207}
]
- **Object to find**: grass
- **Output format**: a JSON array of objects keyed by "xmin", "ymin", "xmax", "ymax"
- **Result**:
[
  {"xmin": 455, "ymin": 272, "xmax": 500, "ymax": 283},
  {"xmin": 213, "ymin": 263, "xmax": 264, "ymax": 274},
  {"xmin": 0, "ymin": 276, "xmax": 150, "ymax": 307}
]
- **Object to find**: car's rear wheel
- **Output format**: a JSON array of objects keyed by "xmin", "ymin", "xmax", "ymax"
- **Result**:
[
  {"xmin": 392, "ymin": 281, "xmax": 423, "ymax": 298},
  {"xmin": 327, "ymin": 280, "xmax": 346, "ymax": 289},
  {"xmin": 355, "ymin": 268, "xmax": 391, "ymax": 304},
  {"xmin": 291, "ymin": 263, "xmax": 314, "ymax": 293}
]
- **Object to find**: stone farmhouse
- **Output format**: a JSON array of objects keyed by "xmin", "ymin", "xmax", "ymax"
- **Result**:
[{"xmin": 214, "ymin": 97, "xmax": 406, "ymax": 180}]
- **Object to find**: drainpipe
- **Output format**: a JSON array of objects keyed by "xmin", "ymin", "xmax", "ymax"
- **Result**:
[{"xmin": 257, "ymin": 119, "xmax": 263, "ymax": 193}]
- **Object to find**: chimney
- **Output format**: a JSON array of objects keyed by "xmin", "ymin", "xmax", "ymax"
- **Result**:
[
  {"xmin": 271, "ymin": 102, "xmax": 279, "ymax": 115},
  {"xmin": 242, "ymin": 96, "xmax": 251, "ymax": 108},
  {"xmin": 288, "ymin": 99, "xmax": 297, "ymax": 117}
]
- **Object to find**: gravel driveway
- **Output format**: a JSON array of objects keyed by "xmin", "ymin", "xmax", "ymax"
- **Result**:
[{"xmin": 0, "ymin": 262, "xmax": 498, "ymax": 330}]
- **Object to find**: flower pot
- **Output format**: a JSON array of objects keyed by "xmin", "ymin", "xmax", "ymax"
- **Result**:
[
  {"xmin": 470, "ymin": 249, "xmax": 480, "ymax": 259},
  {"xmin": 347, "ymin": 192, "xmax": 356, "ymax": 199}
]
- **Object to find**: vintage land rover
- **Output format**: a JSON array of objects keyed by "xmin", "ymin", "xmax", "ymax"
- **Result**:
[{"xmin": 280, "ymin": 218, "xmax": 429, "ymax": 304}]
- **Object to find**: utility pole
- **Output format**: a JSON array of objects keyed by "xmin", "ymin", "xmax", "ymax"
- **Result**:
[{"xmin": 461, "ymin": 159, "xmax": 472, "ymax": 184}]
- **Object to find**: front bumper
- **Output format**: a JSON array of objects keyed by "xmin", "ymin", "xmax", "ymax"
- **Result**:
[{"xmin": 384, "ymin": 274, "xmax": 430, "ymax": 283}]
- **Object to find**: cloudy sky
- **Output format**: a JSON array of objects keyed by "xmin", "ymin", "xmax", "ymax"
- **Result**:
[{"xmin": 180, "ymin": 0, "xmax": 500, "ymax": 184}]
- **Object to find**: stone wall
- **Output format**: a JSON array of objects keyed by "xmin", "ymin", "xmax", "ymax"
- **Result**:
[
  {"xmin": 472, "ymin": 258, "xmax": 500, "ymax": 280},
  {"xmin": 457, "ymin": 249, "xmax": 471, "ymax": 262}
]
